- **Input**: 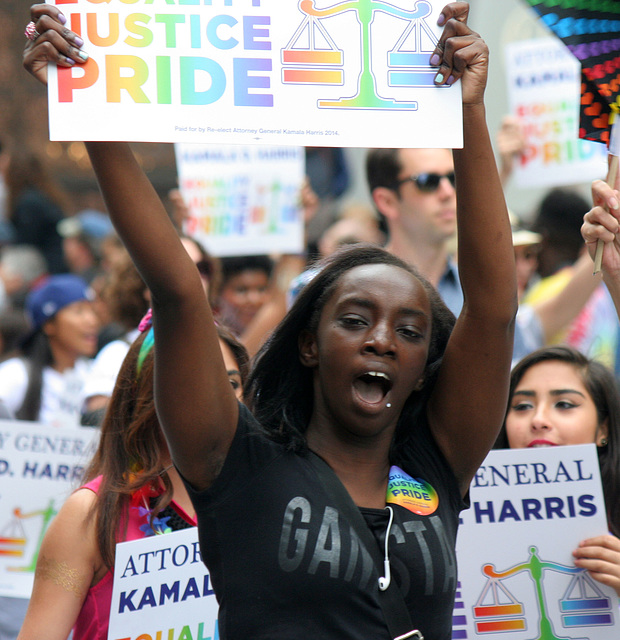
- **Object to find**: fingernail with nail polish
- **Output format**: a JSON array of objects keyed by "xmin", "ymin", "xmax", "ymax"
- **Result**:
[
  {"xmin": 58, "ymin": 14, "xmax": 67, "ymax": 25},
  {"xmin": 446, "ymin": 75, "xmax": 455, "ymax": 85},
  {"xmin": 437, "ymin": 13, "xmax": 446, "ymax": 26},
  {"xmin": 429, "ymin": 54, "xmax": 440, "ymax": 66},
  {"xmin": 77, "ymin": 50, "xmax": 89, "ymax": 62},
  {"xmin": 435, "ymin": 73, "xmax": 444, "ymax": 84},
  {"xmin": 74, "ymin": 36, "xmax": 84, "ymax": 48}
]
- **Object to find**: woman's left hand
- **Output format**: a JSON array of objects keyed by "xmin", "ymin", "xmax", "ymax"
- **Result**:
[
  {"xmin": 573, "ymin": 534, "xmax": 620, "ymax": 597},
  {"xmin": 430, "ymin": 2, "xmax": 488, "ymax": 107}
]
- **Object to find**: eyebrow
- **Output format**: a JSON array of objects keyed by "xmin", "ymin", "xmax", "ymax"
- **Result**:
[
  {"xmin": 513, "ymin": 389, "xmax": 586, "ymax": 399},
  {"xmin": 227, "ymin": 369, "xmax": 241, "ymax": 377},
  {"xmin": 342, "ymin": 297, "xmax": 428, "ymax": 318}
]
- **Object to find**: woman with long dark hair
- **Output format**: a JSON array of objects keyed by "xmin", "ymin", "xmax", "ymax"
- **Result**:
[
  {"xmin": 17, "ymin": 321, "xmax": 248, "ymax": 640},
  {"xmin": 0, "ymin": 274, "xmax": 99, "ymax": 425},
  {"xmin": 497, "ymin": 345, "xmax": 620, "ymax": 596},
  {"xmin": 23, "ymin": 3, "xmax": 518, "ymax": 637}
]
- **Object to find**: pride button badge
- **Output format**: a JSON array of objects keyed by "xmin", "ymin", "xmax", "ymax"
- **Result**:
[{"xmin": 386, "ymin": 465, "xmax": 438, "ymax": 516}]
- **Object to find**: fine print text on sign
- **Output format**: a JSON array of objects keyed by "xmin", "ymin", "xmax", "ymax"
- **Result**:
[{"xmin": 47, "ymin": 0, "xmax": 463, "ymax": 148}]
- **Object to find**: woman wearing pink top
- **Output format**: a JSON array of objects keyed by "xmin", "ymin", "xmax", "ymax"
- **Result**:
[{"xmin": 17, "ymin": 320, "xmax": 248, "ymax": 640}]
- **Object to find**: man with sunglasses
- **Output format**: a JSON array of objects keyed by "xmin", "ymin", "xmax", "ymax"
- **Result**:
[{"xmin": 366, "ymin": 147, "xmax": 463, "ymax": 315}]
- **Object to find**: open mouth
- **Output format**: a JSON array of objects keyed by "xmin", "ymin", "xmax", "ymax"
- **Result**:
[{"xmin": 352, "ymin": 371, "xmax": 392, "ymax": 405}]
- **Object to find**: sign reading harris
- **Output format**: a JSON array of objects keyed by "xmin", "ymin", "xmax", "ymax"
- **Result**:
[
  {"xmin": 46, "ymin": 0, "xmax": 463, "ymax": 148},
  {"xmin": 504, "ymin": 38, "xmax": 607, "ymax": 188},
  {"xmin": 175, "ymin": 143, "xmax": 305, "ymax": 256},
  {"xmin": 0, "ymin": 420, "xmax": 99, "ymax": 599},
  {"xmin": 452, "ymin": 445, "xmax": 618, "ymax": 640},
  {"xmin": 108, "ymin": 528, "xmax": 218, "ymax": 640}
]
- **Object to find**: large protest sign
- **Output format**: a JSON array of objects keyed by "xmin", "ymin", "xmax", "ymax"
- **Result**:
[
  {"xmin": 452, "ymin": 445, "xmax": 618, "ymax": 640},
  {"xmin": 505, "ymin": 38, "xmax": 607, "ymax": 188},
  {"xmin": 108, "ymin": 527, "xmax": 218, "ymax": 640},
  {"xmin": 175, "ymin": 143, "xmax": 305, "ymax": 256},
  {"xmin": 0, "ymin": 420, "xmax": 99, "ymax": 598},
  {"xmin": 46, "ymin": 0, "xmax": 462, "ymax": 148}
]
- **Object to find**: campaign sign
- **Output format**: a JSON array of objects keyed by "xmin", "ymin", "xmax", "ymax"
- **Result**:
[
  {"xmin": 108, "ymin": 527, "xmax": 218, "ymax": 640},
  {"xmin": 452, "ymin": 445, "xmax": 618, "ymax": 640},
  {"xmin": 175, "ymin": 143, "xmax": 305, "ymax": 256},
  {"xmin": 0, "ymin": 420, "xmax": 98, "ymax": 598},
  {"xmin": 46, "ymin": 0, "xmax": 463, "ymax": 148},
  {"xmin": 505, "ymin": 38, "xmax": 607, "ymax": 188}
]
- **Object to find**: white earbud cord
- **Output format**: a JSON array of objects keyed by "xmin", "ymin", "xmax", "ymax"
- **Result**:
[{"xmin": 378, "ymin": 505, "xmax": 394, "ymax": 591}]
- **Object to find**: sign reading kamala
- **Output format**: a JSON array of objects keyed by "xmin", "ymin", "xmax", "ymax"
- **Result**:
[
  {"xmin": 175, "ymin": 143, "xmax": 304, "ymax": 256},
  {"xmin": 452, "ymin": 445, "xmax": 619, "ymax": 640},
  {"xmin": 0, "ymin": 420, "xmax": 99, "ymax": 599},
  {"xmin": 46, "ymin": 0, "xmax": 463, "ymax": 148},
  {"xmin": 109, "ymin": 527, "xmax": 219, "ymax": 640}
]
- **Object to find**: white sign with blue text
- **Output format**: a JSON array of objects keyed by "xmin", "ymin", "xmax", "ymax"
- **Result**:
[
  {"xmin": 108, "ymin": 527, "xmax": 218, "ymax": 640},
  {"xmin": 0, "ymin": 420, "xmax": 99, "ymax": 598},
  {"xmin": 452, "ymin": 444, "xmax": 618, "ymax": 640}
]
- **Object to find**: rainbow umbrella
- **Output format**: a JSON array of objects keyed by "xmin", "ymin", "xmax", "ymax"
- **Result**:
[
  {"xmin": 523, "ymin": 1, "xmax": 620, "ymax": 270},
  {"xmin": 522, "ymin": 0, "xmax": 620, "ymax": 146}
]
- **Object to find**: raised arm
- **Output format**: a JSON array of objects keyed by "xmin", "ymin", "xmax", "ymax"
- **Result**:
[
  {"xmin": 24, "ymin": 4, "xmax": 238, "ymax": 491},
  {"xmin": 427, "ymin": 3, "xmax": 518, "ymax": 494},
  {"xmin": 532, "ymin": 250, "xmax": 602, "ymax": 343}
]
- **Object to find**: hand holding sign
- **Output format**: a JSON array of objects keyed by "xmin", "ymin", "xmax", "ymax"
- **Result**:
[{"xmin": 23, "ymin": 4, "xmax": 88, "ymax": 85}]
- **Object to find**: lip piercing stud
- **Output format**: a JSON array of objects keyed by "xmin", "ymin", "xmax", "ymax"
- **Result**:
[{"xmin": 386, "ymin": 403, "xmax": 392, "ymax": 408}]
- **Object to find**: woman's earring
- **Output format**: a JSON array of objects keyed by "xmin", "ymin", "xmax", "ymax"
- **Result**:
[{"xmin": 599, "ymin": 437, "xmax": 608, "ymax": 447}]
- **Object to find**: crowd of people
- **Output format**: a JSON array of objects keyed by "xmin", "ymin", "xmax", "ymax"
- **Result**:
[{"xmin": 0, "ymin": 2, "xmax": 615, "ymax": 639}]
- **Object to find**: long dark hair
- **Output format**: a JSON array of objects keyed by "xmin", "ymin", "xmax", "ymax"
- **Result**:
[
  {"xmin": 14, "ymin": 331, "xmax": 53, "ymax": 421},
  {"xmin": 245, "ymin": 244, "xmax": 455, "ymax": 456},
  {"xmin": 83, "ymin": 332, "xmax": 165, "ymax": 568},
  {"xmin": 496, "ymin": 346, "xmax": 620, "ymax": 536}
]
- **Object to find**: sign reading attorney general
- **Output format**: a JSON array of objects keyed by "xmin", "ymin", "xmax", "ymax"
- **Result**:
[
  {"xmin": 0, "ymin": 420, "xmax": 99, "ymax": 599},
  {"xmin": 452, "ymin": 445, "xmax": 618, "ymax": 640},
  {"xmin": 108, "ymin": 527, "xmax": 218, "ymax": 640},
  {"xmin": 46, "ymin": 0, "xmax": 463, "ymax": 149}
]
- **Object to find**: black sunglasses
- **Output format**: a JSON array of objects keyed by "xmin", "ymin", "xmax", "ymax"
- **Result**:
[
  {"xmin": 195, "ymin": 260, "xmax": 212, "ymax": 279},
  {"xmin": 396, "ymin": 171, "xmax": 456, "ymax": 193}
]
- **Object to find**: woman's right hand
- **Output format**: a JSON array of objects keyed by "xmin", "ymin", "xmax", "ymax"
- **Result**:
[
  {"xmin": 23, "ymin": 4, "xmax": 88, "ymax": 85},
  {"xmin": 581, "ymin": 179, "xmax": 620, "ymax": 279}
]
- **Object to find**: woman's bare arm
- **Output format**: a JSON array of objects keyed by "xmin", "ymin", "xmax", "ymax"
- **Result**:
[
  {"xmin": 427, "ymin": 3, "xmax": 517, "ymax": 495},
  {"xmin": 24, "ymin": 5, "xmax": 238, "ymax": 489}
]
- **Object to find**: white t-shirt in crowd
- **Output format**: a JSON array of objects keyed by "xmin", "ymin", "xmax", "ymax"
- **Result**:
[
  {"xmin": 82, "ymin": 329, "xmax": 139, "ymax": 402},
  {"xmin": 0, "ymin": 357, "xmax": 91, "ymax": 427}
]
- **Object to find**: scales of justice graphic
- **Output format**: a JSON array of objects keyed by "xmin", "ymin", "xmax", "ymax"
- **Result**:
[
  {"xmin": 0, "ymin": 501, "xmax": 57, "ymax": 572},
  {"xmin": 472, "ymin": 546, "xmax": 614, "ymax": 640},
  {"xmin": 281, "ymin": 0, "xmax": 447, "ymax": 109}
]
